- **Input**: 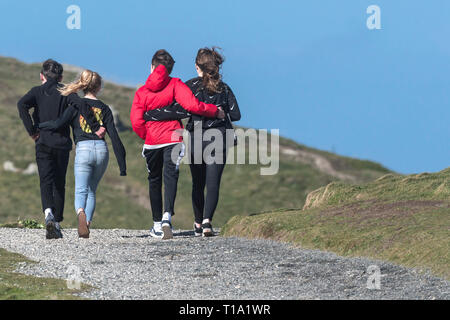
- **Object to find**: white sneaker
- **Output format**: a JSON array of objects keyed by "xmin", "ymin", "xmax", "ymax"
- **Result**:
[
  {"xmin": 150, "ymin": 227, "xmax": 163, "ymax": 239},
  {"xmin": 150, "ymin": 222, "xmax": 163, "ymax": 239}
]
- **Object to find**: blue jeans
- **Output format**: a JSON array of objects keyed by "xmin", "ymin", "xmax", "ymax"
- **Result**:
[{"xmin": 74, "ymin": 140, "xmax": 109, "ymax": 222}]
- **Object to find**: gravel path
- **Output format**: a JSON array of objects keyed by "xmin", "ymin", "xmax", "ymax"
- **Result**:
[{"xmin": 0, "ymin": 228, "xmax": 448, "ymax": 300}]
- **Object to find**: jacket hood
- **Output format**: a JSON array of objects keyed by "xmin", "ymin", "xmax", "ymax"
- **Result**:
[{"xmin": 145, "ymin": 65, "xmax": 171, "ymax": 92}]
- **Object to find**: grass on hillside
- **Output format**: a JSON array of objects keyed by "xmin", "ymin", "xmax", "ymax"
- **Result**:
[
  {"xmin": 303, "ymin": 168, "xmax": 450, "ymax": 209},
  {"xmin": 222, "ymin": 168, "xmax": 450, "ymax": 279},
  {"xmin": 0, "ymin": 248, "xmax": 91, "ymax": 299}
]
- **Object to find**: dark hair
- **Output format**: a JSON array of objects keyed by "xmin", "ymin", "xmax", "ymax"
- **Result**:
[
  {"xmin": 196, "ymin": 47, "xmax": 224, "ymax": 93},
  {"xmin": 41, "ymin": 59, "xmax": 63, "ymax": 81},
  {"xmin": 151, "ymin": 49, "xmax": 175, "ymax": 74}
]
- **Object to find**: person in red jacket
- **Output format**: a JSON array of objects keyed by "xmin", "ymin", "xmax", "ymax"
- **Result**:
[{"xmin": 130, "ymin": 49, "xmax": 225, "ymax": 239}]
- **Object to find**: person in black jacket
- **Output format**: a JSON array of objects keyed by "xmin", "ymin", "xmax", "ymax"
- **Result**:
[
  {"xmin": 17, "ymin": 59, "xmax": 105, "ymax": 239},
  {"xmin": 39, "ymin": 69, "xmax": 126, "ymax": 238},
  {"xmin": 144, "ymin": 47, "xmax": 241, "ymax": 237}
]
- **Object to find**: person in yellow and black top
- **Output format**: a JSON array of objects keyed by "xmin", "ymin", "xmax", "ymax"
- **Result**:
[{"xmin": 39, "ymin": 70, "xmax": 126, "ymax": 239}]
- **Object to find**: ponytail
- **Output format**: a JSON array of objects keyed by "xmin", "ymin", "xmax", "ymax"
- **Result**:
[
  {"xmin": 195, "ymin": 47, "xmax": 225, "ymax": 94},
  {"xmin": 59, "ymin": 70, "xmax": 102, "ymax": 96}
]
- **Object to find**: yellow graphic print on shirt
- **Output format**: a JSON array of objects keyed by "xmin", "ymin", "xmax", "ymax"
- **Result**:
[{"xmin": 80, "ymin": 107, "xmax": 103, "ymax": 133}]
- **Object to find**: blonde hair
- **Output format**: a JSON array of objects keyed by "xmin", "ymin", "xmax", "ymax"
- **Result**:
[{"xmin": 59, "ymin": 70, "xmax": 102, "ymax": 96}]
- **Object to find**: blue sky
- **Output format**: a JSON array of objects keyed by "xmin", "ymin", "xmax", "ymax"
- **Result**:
[{"xmin": 0, "ymin": 0, "xmax": 449, "ymax": 174}]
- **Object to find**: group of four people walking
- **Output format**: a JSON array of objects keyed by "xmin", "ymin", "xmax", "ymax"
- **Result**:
[{"xmin": 17, "ymin": 47, "xmax": 241, "ymax": 239}]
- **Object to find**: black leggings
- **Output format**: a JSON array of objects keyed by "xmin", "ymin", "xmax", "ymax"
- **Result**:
[{"xmin": 189, "ymin": 150, "xmax": 226, "ymax": 224}]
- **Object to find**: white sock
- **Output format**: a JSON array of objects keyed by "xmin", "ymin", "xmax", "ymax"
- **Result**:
[
  {"xmin": 202, "ymin": 219, "xmax": 211, "ymax": 225},
  {"xmin": 55, "ymin": 222, "xmax": 60, "ymax": 229},
  {"xmin": 153, "ymin": 221, "xmax": 162, "ymax": 232},
  {"xmin": 163, "ymin": 212, "xmax": 172, "ymax": 222},
  {"xmin": 44, "ymin": 208, "xmax": 54, "ymax": 220}
]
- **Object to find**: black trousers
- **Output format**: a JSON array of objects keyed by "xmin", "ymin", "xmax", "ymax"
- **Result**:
[
  {"xmin": 189, "ymin": 145, "xmax": 227, "ymax": 224},
  {"xmin": 144, "ymin": 144, "xmax": 182, "ymax": 222},
  {"xmin": 35, "ymin": 144, "xmax": 70, "ymax": 222}
]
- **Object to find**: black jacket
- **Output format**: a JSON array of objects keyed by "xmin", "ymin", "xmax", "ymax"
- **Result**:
[
  {"xmin": 38, "ymin": 98, "xmax": 127, "ymax": 176},
  {"xmin": 143, "ymin": 77, "xmax": 241, "ymax": 131},
  {"xmin": 17, "ymin": 79, "xmax": 100, "ymax": 150}
]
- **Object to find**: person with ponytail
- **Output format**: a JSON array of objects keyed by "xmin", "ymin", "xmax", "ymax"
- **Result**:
[
  {"xmin": 17, "ymin": 59, "xmax": 104, "ymax": 239},
  {"xmin": 143, "ymin": 47, "xmax": 241, "ymax": 237},
  {"xmin": 130, "ymin": 49, "xmax": 224, "ymax": 240},
  {"xmin": 38, "ymin": 70, "xmax": 127, "ymax": 238}
]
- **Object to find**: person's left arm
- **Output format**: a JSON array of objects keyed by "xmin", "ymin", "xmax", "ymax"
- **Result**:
[
  {"xmin": 130, "ymin": 89, "xmax": 148, "ymax": 141},
  {"xmin": 225, "ymin": 85, "xmax": 241, "ymax": 122},
  {"xmin": 104, "ymin": 108, "xmax": 127, "ymax": 176}
]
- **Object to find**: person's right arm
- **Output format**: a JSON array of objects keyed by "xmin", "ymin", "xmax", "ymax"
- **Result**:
[
  {"xmin": 38, "ymin": 105, "xmax": 77, "ymax": 130},
  {"xmin": 67, "ymin": 93, "xmax": 101, "ymax": 132},
  {"xmin": 143, "ymin": 101, "xmax": 191, "ymax": 122},
  {"xmin": 67, "ymin": 94, "xmax": 106, "ymax": 138},
  {"xmin": 17, "ymin": 87, "xmax": 38, "ymax": 137},
  {"xmin": 173, "ymin": 79, "xmax": 221, "ymax": 118}
]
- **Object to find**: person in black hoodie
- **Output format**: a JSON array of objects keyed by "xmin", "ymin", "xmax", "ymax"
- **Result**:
[
  {"xmin": 38, "ymin": 69, "xmax": 126, "ymax": 238},
  {"xmin": 17, "ymin": 59, "xmax": 105, "ymax": 239},
  {"xmin": 144, "ymin": 47, "xmax": 241, "ymax": 237}
]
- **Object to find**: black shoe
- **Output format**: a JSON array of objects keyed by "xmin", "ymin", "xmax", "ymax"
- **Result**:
[
  {"xmin": 45, "ymin": 216, "xmax": 58, "ymax": 240},
  {"xmin": 193, "ymin": 223, "xmax": 202, "ymax": 237},
  {"xmin": 202, "ymin": 222, "xmax": 214, "ymax": 237},
  {"xmin": 54, "ymin": 223, "xmax": 63, "ymax": 239}
]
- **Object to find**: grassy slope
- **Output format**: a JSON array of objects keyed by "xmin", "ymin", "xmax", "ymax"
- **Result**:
[
  {"xmin": 0, "ymin": 248, "xmax": 90, "ymax": 299},
  {"xmin": 222, "ymin": 168, "xmax": 450, "ymax": 279},
  {"xmin": 0, "ymin": 56, "xmax": 390, "ymax": 229}
]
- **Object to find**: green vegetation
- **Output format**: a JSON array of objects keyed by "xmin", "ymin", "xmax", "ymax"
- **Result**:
[
  {"xmin": 0, "ymin": 56, "xmax": 390, "ymax": 229},
  {"xmin": 0, "ymin": 219, "xmax": 44, "ymax": 229},
  {"xmin": 222, "ymin": 168, "xmax": 450, "ymax": 279},
  {"xmin": 0, "ymin": 248, "xmax": 90, "ymax": 299}
]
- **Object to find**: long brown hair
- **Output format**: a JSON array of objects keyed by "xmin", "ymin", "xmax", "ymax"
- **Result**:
[
  {"xmin": 196, "ymin": 47, "xmax": 224, "ymax": 93},
  {"xmin": 59, "ymin": 69, "xmax": 102, "ymax": 96}
]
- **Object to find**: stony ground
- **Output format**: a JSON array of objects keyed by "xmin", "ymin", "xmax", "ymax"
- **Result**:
[{"xmin": 0, "ymin": 228, "xmax": 448, "ymax": 300}]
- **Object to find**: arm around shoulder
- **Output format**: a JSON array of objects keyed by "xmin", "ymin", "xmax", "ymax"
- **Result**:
[
  {"xmin": 173, "ymin": 79, "xmax": 218, "ymax": 118},
  {"xmin": 67, "ymin": 93, "xmax": 102, "ymax": 132}
]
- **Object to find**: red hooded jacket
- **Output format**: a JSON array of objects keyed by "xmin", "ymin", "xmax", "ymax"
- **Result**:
[{"xmin": 130, "ymin": 65, "xmax": 219, "ymax": 145}]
